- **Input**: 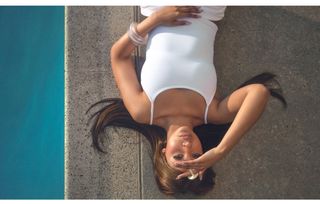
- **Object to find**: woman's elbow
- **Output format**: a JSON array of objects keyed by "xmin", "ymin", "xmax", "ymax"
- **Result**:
[{"xmin": 110, "ymin": 43, "xmax": 119, "ymax": 60}]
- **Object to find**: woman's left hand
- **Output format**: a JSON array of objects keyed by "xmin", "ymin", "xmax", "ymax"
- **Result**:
[{"xmin": 174, "ymin": 147, "xmax": 224, "ymax": 180}]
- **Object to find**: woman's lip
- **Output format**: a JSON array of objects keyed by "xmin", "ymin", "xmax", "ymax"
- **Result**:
[{"xmin": 179, "ymin": 134, "xmax": 191, "ymax": 138}]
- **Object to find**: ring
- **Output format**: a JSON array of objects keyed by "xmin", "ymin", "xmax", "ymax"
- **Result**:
[{"xmin": 187, "ymin": 169, "xmax": 199, "ymax": 180}]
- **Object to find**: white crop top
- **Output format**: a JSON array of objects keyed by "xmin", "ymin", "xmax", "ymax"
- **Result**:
[{"xmin": 140, "ymin": 6, "xmax": 226, "ymax": 125}]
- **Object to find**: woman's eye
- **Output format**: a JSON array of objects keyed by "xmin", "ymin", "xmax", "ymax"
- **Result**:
[
  {"xmin": 192, "ymin": 153, "xmax": 202, "ymax": 158},
  {"xmin": 173, "ymin": 154, "xmax": 183, "ymax": 160}
]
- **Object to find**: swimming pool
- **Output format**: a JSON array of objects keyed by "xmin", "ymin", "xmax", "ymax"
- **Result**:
[{"xmin": 0, "ymin": 6, "xmax": 64, "ymax": 199}]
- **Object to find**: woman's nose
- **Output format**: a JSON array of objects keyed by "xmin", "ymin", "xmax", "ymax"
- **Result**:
[{"xmin": 182, "ymin": 141, "xmax": 191, "ymax": 147}]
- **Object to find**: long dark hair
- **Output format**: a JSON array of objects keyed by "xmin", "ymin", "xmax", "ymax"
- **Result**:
[{"xmin": 86, "ymin": 71, "xmax": 287, "ymax": 195}]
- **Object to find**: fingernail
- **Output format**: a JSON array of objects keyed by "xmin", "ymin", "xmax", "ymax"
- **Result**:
[{"xmin": 184, "ymin": 21, "xmax": 191, "ymax": 25}]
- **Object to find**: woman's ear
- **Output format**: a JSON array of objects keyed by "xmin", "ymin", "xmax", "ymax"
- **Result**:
[{"xmin": 161, "ymin": 148, "xmax": 166, "ymax": 154}]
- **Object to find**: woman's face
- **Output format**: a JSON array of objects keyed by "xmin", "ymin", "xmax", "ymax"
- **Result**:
[{"xmin": 163, "ymin": 126, "xmax": 203, "ymax": 170}]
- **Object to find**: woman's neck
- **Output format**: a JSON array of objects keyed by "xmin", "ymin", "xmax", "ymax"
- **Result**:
[{"xmin": 156, "ymin": 115, "xmax": 199, "ymax": 132}]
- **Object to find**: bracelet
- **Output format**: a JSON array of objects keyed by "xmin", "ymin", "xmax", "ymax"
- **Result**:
[
  {"xmin": 127, "ymin": 22, "xmax": 148, "ymax": 46},
  {"xmin": 128, "ymin": 22, "xmax": 148, "ymax": 46}
]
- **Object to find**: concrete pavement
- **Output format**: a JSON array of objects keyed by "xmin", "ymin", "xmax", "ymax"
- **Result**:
[{"xmin": 65, "ymin": 6, "xmax": 320, "ymax": 199}]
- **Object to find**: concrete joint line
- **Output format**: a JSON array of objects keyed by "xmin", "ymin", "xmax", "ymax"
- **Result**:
[{"xmin": 133, "ymin": 6, "xmax": 143, "ymax": 199}]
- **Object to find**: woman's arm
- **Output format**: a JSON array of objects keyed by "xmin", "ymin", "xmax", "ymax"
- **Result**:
[
  {"xmin": 111, "ymin": 6, "xmax": 202, "ymax": 120},
  {"xmin": 110, "ymin": 14, "xmax": 161, "ymax": 120},
  {"xmin": 175, "ymin": 84, "xmax": 270, "ymax": 180}
]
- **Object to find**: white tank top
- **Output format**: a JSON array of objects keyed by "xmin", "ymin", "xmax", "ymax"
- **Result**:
[
  {"xmin": 140, "ymin": 6, "xmax": 226, "ymax": 125},
  {"xmin": 140, "ymin": 6, "xmax": 226, "ymax": 22}
]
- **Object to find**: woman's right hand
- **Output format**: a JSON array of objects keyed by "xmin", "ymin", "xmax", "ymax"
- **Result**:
[{"xmin": 151, "ymin": 6, "xmax": 203, "ymax": 27}]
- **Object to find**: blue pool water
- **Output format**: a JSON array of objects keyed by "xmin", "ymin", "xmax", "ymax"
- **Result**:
[{"xmin": 0, "ymin": 7, "xmax": 64, "ymax": 199}]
